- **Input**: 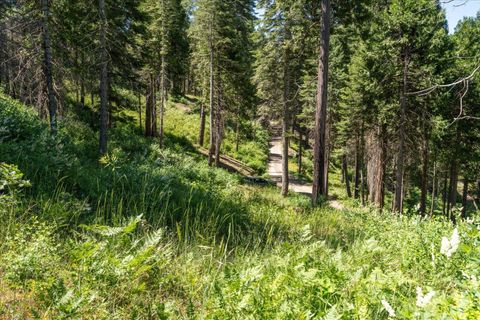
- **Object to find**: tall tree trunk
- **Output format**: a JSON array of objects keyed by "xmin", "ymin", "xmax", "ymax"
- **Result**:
[
  {"xmin": 235, "ymin": 109, "xmax": 240, "ymax": 152},
  {"xmin": 145, "ymin": 85, "xmax": 152, "ymax": 137},
  {"xmin": 281, "ymin": 31, "xmax": 291, "ymax": 197},
  {"xmin": 214, "ymin": 78, "xmax": 223, "ymax": 167},
  {"xmin": 367, "ymin": 126, "xmax": 386, "ymax": 208},
  {"xmin": 477, "ymin": 179, "xmax": 480, "ymax": 201},
  {"xmin": 312, "ymin": 0, "xmax": 330, "ymax": 205},
  {"xmin": 420, "ymin": 111, "xmax": 429, "ymax": 216},
  {"xmin": 99, "ymin": 0, "xmax": 108, "ymax": 154},
  {"xmin": 442, "ymin": 170, "xmax": 448, "ymax": 215},
  {"xmin": 80, "ymin": 80, "xmax": 85, "ymax": 108},
  {"xmin": 360, "ymin": 123, "xmax": 367, "ymax": 206},
  {"xmin": 430, "ymin": 161, "xmax": 436, "ymax": 216},
  {"xmin": 354, "ymin": 133, "xmax": 361, "ymax": 199},
  {"xmin": 361, "ymin": 165, "xmax": 366, "ymax": 206},
  {"xmin": 447, "ymin": 159, "xmax": 458, "ymax": 220},
  {"xmin": 461, "ymin": 178, "xmax": 468, "ymax": 218},
  {"xmin": 0, "ymin": 21, "xmax": 4, "ymax": 87},
  {"xmin": 208, "ymin": 42, "xmax": 215, "ymax": 166},
  {"xmin": 151, "ymin": 75, "xmax": 157, "ymax": 135},
  {"xmin": 394, "ymin": 48, "xmax": 409, "ymax": 213},
  {"xmin": 343, "ymin": 153, "xmax": 352, "ymax": 197},
  {"xmin": 159, "ymin": 55, "xmax": 166, "ymax": 147},
  {"xmin": 198, "ymin": 103, "xmax": 206, "ymax": 146},
  {"xmin": 298, "ymin": 130, "xmax": 303, "ymax": 174},
  {"xmin": 137, "ymin": 93, "xmax": 142, "ymax": 134},
  {"xmin": 42, "ymin": 0, "xmax": 57, "ymax": 134},
  {"xmin": 281, "ymin": 103, "xmax": 289, "ymax": 196}
]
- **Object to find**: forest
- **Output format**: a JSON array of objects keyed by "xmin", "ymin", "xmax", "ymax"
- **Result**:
[{"xmin": 0, "ymin": 0, "xmax": 480, "ymax": 318}]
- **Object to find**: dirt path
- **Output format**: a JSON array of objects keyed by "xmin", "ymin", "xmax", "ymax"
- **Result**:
[
  {"xmin": 267, "ymin": 136, "xmax": 312, "ymax": 195},
  {"xmin": 267, "ymin": 130, "xmax": 344, "ymax": 210}
]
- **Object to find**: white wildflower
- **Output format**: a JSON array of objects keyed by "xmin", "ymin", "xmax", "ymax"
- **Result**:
[
  {"xmin": 381, "ymin": 299, "xmax": 396, "ymax": 317},
  {"xmin": 416, "ymin": 287, "xmax": 435, "ymax": 307},
  {"xmin": 461, "ymin": 271, "xmax": 478, "ymax": 286},
  {"xmin": 440, "ymin": 228, "xmax": 460, "ymax": 258}
]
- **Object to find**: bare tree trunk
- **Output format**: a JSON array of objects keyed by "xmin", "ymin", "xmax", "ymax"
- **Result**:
[
  {"xmin": 208, "ymin": 43, "xmax": 215, "ymax": 166},
  {"xmin": 312, "ymin": 0, "xmax": 330, "ymax": 205},
  {"xmin": 447, "ymin": 160, "xmax": 458, "ymax": 220},
  {"xmin": 442, "ymin": 170, "xmax": 448, "ymax": 215},
  {"xmin": 477, "ymin": 179, "xmax": 480, "ymax": 201},
  {"xmin": 430, "ymin": 161, "xmax": 436, "ymax": 217},
  {"xmin": 145, "ymin": 85, "xmax": 152, "ymax": 137},
  {"xmin": 281, "ymin": 32, "xmax": 291, "ymax": 197},
  {"xmin": 298, "ymin": 130, "xmax": 303, "ymax": 174},
  {"xmin": 138, "ymin": 93, "xmax": 142, "ymax": 134},
  {"xmin": 394, "ymin": 48, "xmax": 409, "ymax": 213},
  {"xmin": 281, "ymin": 106, "xmax": 289, "ymax": 196},
  {"xmin": 343, "ymin": 153, "xmax": 352, "ymax": 197},
  {"xmin": 366, "ymin": 126, "xmax": 385, "ymax": 208},
  {"xmin": 214, "ymin": 78, "xmax": 223, "ymax": 167},
  {"xmin": 354, "ymin": 133, "xmax": 361, "ymax": 199},
  {"xmin": 198, "ymin": 103, "xmax": 206, "ymax": 146},
  {"xmin": 420, "ymin": 112, "xmax": 429, "ymax": 216},
  {"xmin": 151, "ymin": 75, "xmax": 157, "ymax": 135},
  {"xmin": 0, "ymin": 21, "xmax": 4, "ymax": 87},
  {"xmin": 98, "ymin": 0, "xmax": 108, "ymax": 154},
  {"xmin": 461, "ymin": 178, "xmax": 468, "ymax": 218},
  {"xmin": 361, "ymin": 166, "xmax": 366, "ymax": 206},
  {"xmin": 159, "ymin": 55, "xmax": 166, "ymax": 148},
  {"xmin": 42, "ymin": 0, "xmax": 57, "ymax": 134},
  {"xmin": 235, "ymin": 110, "xmax": 240, "ymax": 152}
]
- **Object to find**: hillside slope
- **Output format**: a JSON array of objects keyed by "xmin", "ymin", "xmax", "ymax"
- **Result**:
[{"xmin": 1, "ymin": 94, "xmax": 479, "ymax": 319}]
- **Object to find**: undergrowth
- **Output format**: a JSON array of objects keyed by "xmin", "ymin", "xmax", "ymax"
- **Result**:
[{"xmin": 1, "ymin": 93, "xmax": 480, "ymax": 319}]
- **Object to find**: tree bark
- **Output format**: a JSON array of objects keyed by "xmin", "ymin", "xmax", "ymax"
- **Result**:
[
  {"xmin": 420, "ymin": 111, "xmax": 429, "ymax": 216},
  {"xmin": 393, "ymin": 48, "xmax": 409, "ymax": 213},
  {"xmin": 447, "ymin": 159, "xmax": 458, "ymax": 220},
  {"xmin": 354, "ymin": 133, "xmax": 361, "ymax": 199},
  {"xmin": 366, "ymin": 126, "xmax": 386, "ymax": 208},
  {"xmin": 235, "ymin": 110, "xmax": 240, "ymax": 153},
  {"xmin": 138, "ymin": 93, "xmax": 142, "ymax": 134},
  {"xmin": 159, "ymin": 55, "xmax": 166, "ymax": 148},
  {"xmin": 198, "ymin": 103, "xmax": 206, "ymax": 146},
  {"xmin": 214, "ymin": 78, "xmax": 223, "ymax": 167},
  {"xmin": 477, "ymin": 179, "xmax": 480, "ymax": 201},
  {"xmin": 42, "ymin": 0, "xmax": 57, "ymax": 134},
  {"xmin": 298, "ymin": 130, "xmax": 303, "ymax": 174},
  {"xmin": 343, "ymin": 153, "xmax": 352, "ymax": 197},
  {"xmin": 145, "ymin": 84, "xmax": 152, "ymax": 137},
  {"xmin": 99, "ymin": 0, "xmax": 108, "ymax": 154},
  {"xmin": 430, "ymin": 161, "xmax": 436, "ymax": 216},
  {"xmin": 208, "ymin": 38, "xmax": 215, "ymax": 166},
  {"xmin": 442, "ymin": 170, "xmax": 448, "ymax": 215},
  {"xmin": 281, "ymin": 29, "xmax": 291, "ymax": 197},
  {"xmin": 151, "ymin": 75, "xmax": 157, "ymax": 135},
  {"xmin": 461, "ymin": 178, "xmax": 468, "ymax": 218},
  {"xmin": 312, "ymin": 0, "xmax": 330, "ymax": 205}
]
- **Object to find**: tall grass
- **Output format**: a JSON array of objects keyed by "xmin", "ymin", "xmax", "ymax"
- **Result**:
[{"xmin": 2, "ymin": 93, "xmax": 480, "ymax": 319}]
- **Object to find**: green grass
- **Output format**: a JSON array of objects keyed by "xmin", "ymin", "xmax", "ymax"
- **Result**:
[
  {"xmin": 123, "ymin": 96, "xmax": 269, "ymax": 174},
  {"xmin": 1, "ymin": 93, "xmax": 480, "ymax": 319}
]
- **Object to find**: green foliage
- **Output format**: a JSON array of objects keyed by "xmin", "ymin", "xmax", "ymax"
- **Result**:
[{"xmin": 2, "ymin": 220, "xmax": 60, "ymax": 286}]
